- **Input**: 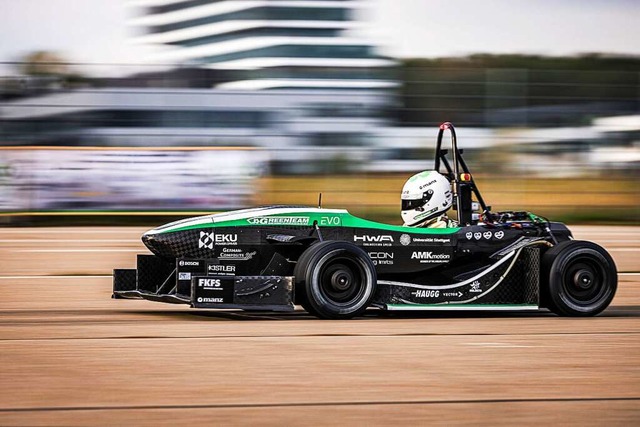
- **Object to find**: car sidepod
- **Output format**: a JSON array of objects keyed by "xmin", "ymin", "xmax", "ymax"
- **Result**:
[{"xmin": 342, "ymin": 225, "xmax": 546, "ymax": 310}]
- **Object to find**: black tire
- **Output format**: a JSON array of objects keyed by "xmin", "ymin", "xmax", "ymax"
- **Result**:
[
  {"xmin": 293, "ymin": 242, "xmax": 321, "ymax": 317},
  {"xmin": 294, "ymin": 240, "xmax": 377, "ymax": 319},
  {"xmin": 542, "ymin": 240, "xmax": 617, "ymax": 316}
]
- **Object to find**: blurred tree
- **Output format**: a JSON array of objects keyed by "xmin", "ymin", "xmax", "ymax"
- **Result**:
[
  {"xmin": 399, "ymin": 54, "xmax": 640, "ymax": 128},
  {"xmin": 20, "ymin": 51, "xmax": 70, "ymax": 76},
  {"xmin": 4, "ymin": 51, "xmax": 89, "ymax": 97}
]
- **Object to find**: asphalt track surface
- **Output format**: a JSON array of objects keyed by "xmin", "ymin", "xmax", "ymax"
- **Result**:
[{"xmin": 0, "ymin": 226, "xmax": 638, "ymax": 426}]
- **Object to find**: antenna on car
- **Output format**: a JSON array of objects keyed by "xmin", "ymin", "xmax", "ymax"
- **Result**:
[{"xmin": 318, "ymin": 192, "xmax": 323, "ymax": 209}]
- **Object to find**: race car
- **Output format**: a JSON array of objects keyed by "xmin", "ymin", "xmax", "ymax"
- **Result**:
[{"xmin": 113, "ymin": 123, "xmax": 617, "ymax": 319}]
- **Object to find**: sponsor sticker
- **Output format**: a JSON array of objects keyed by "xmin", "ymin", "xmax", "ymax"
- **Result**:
[
  {"xmin": 193, "ymin": 276, "xmax": 234, "ymax": 305},
  {"xmin": 198, "ymin": 278, "xmax": 221, "ymax": 287},
  {"xmin": 354, "ymin": 234, "xmax": 394, "ymax": 247},
  {"xmin": 198, "ymin": 231, "xmax": 237, "ymax": 249},
  {"xmin": 178, "ymin": 272, "xmax": 191, "ymax": 281},
  {"xmin": 411, "ymin": 289, "xmax": 440, "ymax": 298},
  {"xmin": 199, "ymin": 231, "xmax": 214, "ymax": 249},
  {"xmin": 320, "ymin": 216, "xmax": 341, "ymax": 226},
  {"xmin": 419, "ymin": 179, "xmax": 437, "ymax": 189},
  {"xmin": 443, "ymin": 291, "xmax": 464, "ymax": 298},
  {"xmin": 413, "ymin": 237, "xmax": 451, "ymax": 244},
  {"xmin": 399, "ymin": 234, "xmax": 412, "ymax": 246},
  {"xmin": 470, "ymin": 280, "xmax": 482, "ymax": 293},
  {"xmin": 411, "ymin": 251, "xmax": 451, "ymax": 263},
  {"xmin": 368, "ymin": 252, "xmax": 394, "ymax": 266},
  {"xmin": 215, "ymin": 234, "xmax": 238, "ymax": 244},
  {"xmin": 247, "ymin": 216, "xmax": 310, "ymax": 226},
  {"xmin": 219, "ymin": 248, "xmax": 257, "ymax": 261},
  {"xmin": 465, "ymin": 229, "xmax": 506, "ymax": 241},
  {"xmin": 178, "ymin": 260, "xmax": 201, "ymax": 267},
  {"xmin": 197, "ymin": 297, "xmax": 224, "ymax": 303},
  {"xmin": 207, "ymin": 264, "xmax": 236, "ymax": 275}
]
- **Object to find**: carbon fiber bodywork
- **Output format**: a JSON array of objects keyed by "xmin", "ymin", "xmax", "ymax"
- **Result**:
[{"xmin": 375, "ymin": 246, "xmax": 541, "ymax": 308}]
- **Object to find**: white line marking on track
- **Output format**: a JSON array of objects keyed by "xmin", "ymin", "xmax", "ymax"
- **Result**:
[
  {"xmin": 607, "ymin": 248, "xmax": 639, "ymax": 252},
  {"xmin": 619, "ymin": 273, "xmax": 640, "ymax": 276},
  {"xmin": 0, "ymin": 230, "xmax": 140, "ymax": 234},
  {"xmin": 464, "ymin": 342, "xmax": 535, "ymax": 348},
  {"xmin": 0, "ymin": 275, "xmax": 112, "ymax": 279},
  {"xmin": 587, "ymin": 241, "xmax": 640, "ymax": 244},
  {"xmin": 0, "ymin": 239, "xmax": 136, "ymax": 243},
  {"xmin": 17, "ymin": 249, "xmax": 142, "ymax": 253},
  {"xmin": 572, "ymin": 231, "xmax": 640, "ymax": 235}
]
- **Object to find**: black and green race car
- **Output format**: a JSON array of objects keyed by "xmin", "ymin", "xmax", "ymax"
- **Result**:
[{"xmin": 113, "ymin": 123, "xmax": 617, "ymax": 319}]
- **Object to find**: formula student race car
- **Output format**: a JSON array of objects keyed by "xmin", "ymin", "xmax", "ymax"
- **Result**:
[{"xmin": 113, "ymin": 123, "xmax": 618, "ymax": 319}]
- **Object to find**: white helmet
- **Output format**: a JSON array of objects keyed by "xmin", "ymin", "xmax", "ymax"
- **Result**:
[{"xmin": 401, "ymin": 171, "xmax": 453, "ymax": 226}]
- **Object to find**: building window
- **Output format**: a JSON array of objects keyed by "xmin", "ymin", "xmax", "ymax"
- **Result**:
[
  {"xmin": 151, "ymin": 7, "xmax": 348, "ymax": 34},
  {"xmin": 200, "ymin": 45, "xmax": 373, "ymax": 64}
]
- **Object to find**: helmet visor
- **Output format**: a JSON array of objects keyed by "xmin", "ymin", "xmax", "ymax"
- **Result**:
[{"xmin": 401, "ymin": 190, "xmax": 434, "ymax": 211}]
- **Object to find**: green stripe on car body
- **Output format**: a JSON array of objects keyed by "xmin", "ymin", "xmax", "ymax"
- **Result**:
[{"xmin": 160, "ymin": 211, "xmax": 460, "ymax": 235}]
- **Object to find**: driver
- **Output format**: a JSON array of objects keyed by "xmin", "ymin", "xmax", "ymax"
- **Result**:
[{"xmin": 401, "ymin": 171, "xmax": 457, "ymax": 228}]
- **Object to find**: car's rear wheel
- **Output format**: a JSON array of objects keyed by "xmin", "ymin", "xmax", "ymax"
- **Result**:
[
  {"xmin": 542, "ymin": 240, "xmax": 617, "ymax": 316},
  {"xmin": 294, "ymin": 241, "xmax": 377, "ymax": 319}
]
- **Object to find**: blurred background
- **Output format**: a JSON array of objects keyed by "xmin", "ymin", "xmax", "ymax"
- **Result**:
[{"xmin": 0, "ymin": 0, "xmax": 638, "ymax": 225}]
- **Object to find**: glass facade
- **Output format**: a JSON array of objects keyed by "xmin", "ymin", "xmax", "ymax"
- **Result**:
[
  {"xmin": 1, "ymin": 110, "xmax": 268, "ymax": 143},
  {"xmin": 199, "ymin": 45, "xmax": 374, "ymax": 64},
  {"xmin": 151, "ymin": 7, "xmax": 349, "ymax": 34},
  {"xmin": 307, "ymin": 132, "xmax": 368, "ymax": 146},
  {"xmin": 238, "ymin": 66, "xmax": 394, "ymax": 81},
  {"xmin": 174, "ymin": 28, "xmax": 340, "ymax": 48},
  {"xmin": 149, "ymin": 0, "xmax": 223, "ymax": 15},
  {"xmin": 150, "ymin": 0, "xmax": 352, "ymax": 15}
]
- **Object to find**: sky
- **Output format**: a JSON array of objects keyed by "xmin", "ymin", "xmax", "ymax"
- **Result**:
[{"xmin": 0, "ymin": 0, "xmax": 638, "ymax": 75}]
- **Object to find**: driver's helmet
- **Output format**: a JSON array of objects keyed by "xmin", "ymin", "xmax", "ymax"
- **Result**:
[{"xmin": 401, "ymin": 171, "xmax": 453, "ymax": 226}]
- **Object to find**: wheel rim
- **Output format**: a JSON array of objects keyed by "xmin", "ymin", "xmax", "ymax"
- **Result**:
[
  {"xmin": 561, "ymin": 255, "xmax": 608, "ymax": 306},
  {"xmin": 318, "ymin": 255, "xmax": 367, "ymax": 307}
]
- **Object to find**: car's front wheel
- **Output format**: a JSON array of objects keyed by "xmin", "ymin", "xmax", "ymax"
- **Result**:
[
  {"xmin": 542, "ymin": 240, "xmax": 617, "ymax": 316},
  {"xmin": 294, "ymin": 241, "xmax": 377, "ymax": 319}
]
